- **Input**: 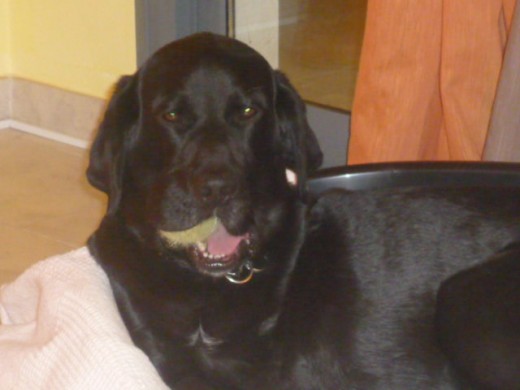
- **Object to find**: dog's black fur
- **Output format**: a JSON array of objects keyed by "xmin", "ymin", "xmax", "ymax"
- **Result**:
[{"xmin": 87, "ymin": 33, "xmax": 520, "ymax": 389}]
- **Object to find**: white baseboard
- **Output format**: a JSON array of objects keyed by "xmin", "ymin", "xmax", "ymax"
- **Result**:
[
  {"xmin": 0, "ymin": 119, "xmax": 90, "ymax": 149},
  {"xmin": 0, "ymin": 77, "xmax": 105, "ymax": 149}
]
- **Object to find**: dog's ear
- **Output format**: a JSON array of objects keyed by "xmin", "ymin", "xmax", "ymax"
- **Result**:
[
  {"xmin": 274, "ymin": 71, "xmax": 323, "ymax": 184},
  {"xmin": 87, "ymin": 75, "xmax": 138, "ymax": 213}
]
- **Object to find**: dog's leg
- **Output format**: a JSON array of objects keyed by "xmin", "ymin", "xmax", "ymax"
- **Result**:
[
  {"xmin": 435, "ymin": 242, "xmax": 520, "ymax": 390},
  {"xmin": 89, "ymin": 217, "xmax": 215, "ymax": 388}
]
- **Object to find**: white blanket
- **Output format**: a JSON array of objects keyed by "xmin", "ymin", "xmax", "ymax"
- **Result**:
[{"xmin": 0, "ymin": 248, "xmax": 170, "ymax": 390}]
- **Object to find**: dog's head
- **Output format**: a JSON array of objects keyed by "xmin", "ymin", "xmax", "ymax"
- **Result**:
[{"xmin": 88, "ymin": 33, "xmax": 322, "ymax": 281}]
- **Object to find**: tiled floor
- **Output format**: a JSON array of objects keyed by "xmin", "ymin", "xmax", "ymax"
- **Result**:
[{"xmin": 0, "ymin": 129, "xmax": 106, "ymax": 285}]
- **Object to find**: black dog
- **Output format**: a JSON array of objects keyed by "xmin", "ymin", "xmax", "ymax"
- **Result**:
[{"xmin": 87, "ymin": 33, "xmax": 520, "ymax": 389}]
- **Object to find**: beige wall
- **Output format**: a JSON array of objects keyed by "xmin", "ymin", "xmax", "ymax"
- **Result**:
[
  {"xmin": 2, "ymin": 0, "xmax": 136, "ymax": 99},
  {"xmin": 0, "ymin": 0, "xmax": 10, "ymax": 76}
]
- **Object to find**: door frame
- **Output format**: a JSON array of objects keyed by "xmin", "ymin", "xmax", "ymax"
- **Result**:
[{"xmin": 135, "ymin": 0, "xmax": 228, "ymax": 65}]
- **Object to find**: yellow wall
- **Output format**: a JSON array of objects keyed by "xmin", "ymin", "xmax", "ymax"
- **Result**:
[
  {"xmin": 6, "ymin": 0, "xmax": 136, "ymax": 98},
  {"xmin": 0, "ymin": 0, "xmax": 10, "ymax": 75}
]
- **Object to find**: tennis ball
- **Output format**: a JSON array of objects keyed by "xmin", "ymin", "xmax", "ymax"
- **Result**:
[{"xmin": 160, "ymin": 216, "xmax": 218, "ymax": 247}]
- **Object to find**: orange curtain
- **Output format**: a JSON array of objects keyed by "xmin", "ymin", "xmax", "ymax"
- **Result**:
[{"xmin": 349, "ymin": 0, "xmax": 517, "ymax": 164}]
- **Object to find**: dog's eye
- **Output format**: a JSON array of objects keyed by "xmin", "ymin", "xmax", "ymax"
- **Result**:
[
  {"xmin": 240, "ymin": 106, "xmax": 257, "ymax": 119},
  {"xmin": 162, "ymin": 111, "xmax": 179, "ymax": 122}
]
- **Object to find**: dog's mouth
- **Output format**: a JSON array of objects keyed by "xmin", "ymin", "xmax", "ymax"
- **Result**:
[{"xmin": 159, "ymin": 217, "xmax": 255, "ymax": 278}]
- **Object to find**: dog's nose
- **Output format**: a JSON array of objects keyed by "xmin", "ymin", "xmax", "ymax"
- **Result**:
[
  {"xmin": 201, "ymin": 178, "xmax": 234, "ymax": 203},
  {"xmin": 192, "ymin": 175, "xmax": 236, "ymax": 206}
]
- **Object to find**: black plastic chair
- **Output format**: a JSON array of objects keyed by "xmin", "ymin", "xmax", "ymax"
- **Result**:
[{"xmin": 308, "ymin": 162, "xmax": 520, "ymax": 195}]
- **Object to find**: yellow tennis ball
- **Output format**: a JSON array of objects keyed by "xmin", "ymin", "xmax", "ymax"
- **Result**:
[{"xmin": 159, "ymin": 216, "xmax": 218, "ymax": 247}]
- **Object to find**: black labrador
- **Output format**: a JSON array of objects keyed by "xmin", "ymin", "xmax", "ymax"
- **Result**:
[{"xmin": 87, "ymin": 33, "xmax": 520, "ymax": 389}]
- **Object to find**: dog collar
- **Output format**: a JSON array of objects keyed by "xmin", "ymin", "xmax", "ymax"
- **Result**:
[{"xmin": 225, "ymin": 259, "xmax": 264, "ymax": 284}]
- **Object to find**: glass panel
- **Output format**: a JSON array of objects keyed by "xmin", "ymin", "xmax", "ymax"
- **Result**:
[{"xmin": 232, "ymin": 0, "xmax": 367, "ymax": 112}]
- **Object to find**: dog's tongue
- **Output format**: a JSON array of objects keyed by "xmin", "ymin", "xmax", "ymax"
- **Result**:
[{"xmin": 207, "ymin": 222, "xmax": 245, "ymax": 256}]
